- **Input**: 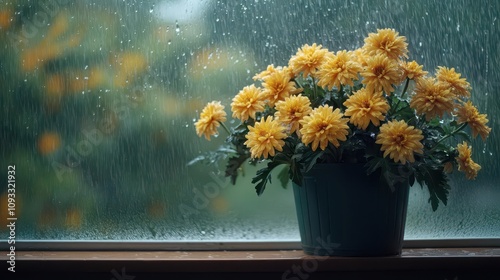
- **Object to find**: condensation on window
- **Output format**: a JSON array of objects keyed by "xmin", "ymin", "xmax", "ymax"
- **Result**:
[{"xmin": 0, "ymin": 0, "xmax": 498, "ymax": 241}]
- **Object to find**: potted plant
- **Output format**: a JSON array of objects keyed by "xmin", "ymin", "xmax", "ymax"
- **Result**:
[{"xmin": 191, "ymin": 28, "xmax": 491, "ymax": 256}]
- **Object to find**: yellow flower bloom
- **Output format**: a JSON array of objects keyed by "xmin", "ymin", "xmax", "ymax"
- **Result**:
[
  {"xmin": 361, "ymin": 54, "xmax": 401, "ymax": 95},
  {"xmin": 352, "ymin": 47, "xmax": 369, "ymax": 67},
  {"xmin": 275, "ymin": 94, "xmax": 313, "ymax": 135},
  {"xmin": 363, "ymin": 28, "xmax": 409, "ymax": 60},
  {"xmin": 299, "ymin": 105, "xmax": 349, "ymax": 151},
  {"xmin": 410, "ymin": 77, "xmax": 455, "ymax": 121},
  {"xmin": 262, "ymin": 68, "xmax": 301, "ymax": 107},
  {"xmin": 231, "ymin": 85, "xmax": 266, "ymax": 121},
  {"xmin": 456, "ymin": 101, "xmax": 491, "ymax": 141},
  {"xmin": 343, "ymin": 88, "xmax": 390, "ymax": 130},
  {"xmin": 436, "ymin": 66, "xmax": 471, "ymax": 98},
  {"xmin": 244, "ymin": 116, "xmax": 287, "ymax": 159},
  {"xmin": 253, "ymin": 65, "xmax": 295, "ymax": 81},
  {"xmin": 455, "ymin": 141, "xmax": 481, "ymax": 180},
  {"xmin": 400, "ymin": 60, "xmax": 428, "ymax": 82},
  {"xmin": 288, "ymin": 43, "xmax": 329, "ymax": 78},
  {"xmin": 195, "ymin": 101, "xmax": 227, "ymax": 140},
  {"xmin": 253, "ymin": 64, "xmax": 278, "ymax": 81},
  {"xmin": 375, "ymin": 120, "xmax": 424, "ymax": 164},
  {"xmin": 316, "ymin": 50, "xmax": 362, "ymax": 90}
]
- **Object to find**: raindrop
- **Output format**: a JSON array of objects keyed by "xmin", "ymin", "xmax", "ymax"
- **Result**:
[{"xmin": 175, "ymin": 21, "xmax": 180, "ymax": 34}]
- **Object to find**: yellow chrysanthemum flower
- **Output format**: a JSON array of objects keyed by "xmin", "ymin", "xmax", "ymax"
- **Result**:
[
  {"xmin": 455, "ymin": 141, "xmax": 481, "ymax": 180},
  {"xmin": 375, "ymin": 120, "xmax": 424, "ymax": 164},
  {"xmin": 253, "ymin": 64, "xmax": 278, "ymax": 81},
  {"xmin": 316, "ymin": 50, "xmax": 362, "ymax": 90},
  {"xmin": 456, "ymin": 101, "xmax": 491, "ymax": 141},
  {"xmin": 299, "ymin": 105, "xmax": 349, "ymax": 151},
  {"xmin": 195, "ymin": 101, "xmax": 227, "ymax": 140},
  {"xmin": 262, "ymin": 68, "xmax": 301, "ymax": 107},
  {"xmin": 288, "ymin": 43, "xmax": 329, "ymax": 78},
  {"xmin": 361, "ymin": 54, "xmax": 401, "ymax": 95},
  {"xmin": 400, "ymin": 60, "xmax": 428, "ymax": 82},
  {"xmin": 343, "ymin": 88, "xmax": 390, "ymax": 130},
  {"xmin": 253, "ymin": 65, "xmax": 294, "ymax": 81},
  {"xmin": 436, "ymin": 66, "xmax": 471, "ymax": 98},
  {"xmin": 363, "ymin": 28, "xmax": 409, "ymax": 60},
  {"xmin": 352, "ymin": 47, "xmax": 369, "ymax": 67},
  {"xmin": 244, "ymin": 116, "xmax": 287, "ymax": 159},
  {"xmin": 231, "ymin": 84, "xmax": 266, "ymax": 121},
  {"xmin": 275, "ymin": 94, "xmax": 312, "ymax": 135},
  {"xmin": 410, "ymin": 77, "xmax": 455, "ymax": 121}
]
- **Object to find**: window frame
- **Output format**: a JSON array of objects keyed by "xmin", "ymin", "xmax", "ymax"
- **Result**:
[{"xmin": 7, "ymin": 238, "xmax": 500, "ymax": 251}]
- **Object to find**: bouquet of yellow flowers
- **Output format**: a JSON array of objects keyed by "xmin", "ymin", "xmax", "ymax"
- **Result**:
[{"xmin": 191, "ymin": 28, "xmax": 491, "ymax": 211}]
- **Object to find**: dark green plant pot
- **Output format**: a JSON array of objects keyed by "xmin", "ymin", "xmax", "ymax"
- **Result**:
[{"xmin": 292, "ymin": 163, "xmax": 410, "ymax": 256}]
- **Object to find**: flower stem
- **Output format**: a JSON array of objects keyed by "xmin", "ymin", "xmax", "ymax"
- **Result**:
[
  {"xmin": 311, "ymin": 76, "xmax": 317, "ymax": 100},
  {"xmin": 391, "ymin": 78, "xmax": 410, "ymax": 115},
  {"xmin": 220, "ymin": 122, "xmax": 231, "ymax": 135},
  {"xmin": 401, "ymin": 77, "xmax": 410, "ymax": 99},
  {"xmin": 430, "ymin": 122, "xmax": 468, "ymax": 151}
]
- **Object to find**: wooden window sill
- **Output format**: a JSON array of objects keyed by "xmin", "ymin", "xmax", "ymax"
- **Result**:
[{"xmin": 3, "ymin": 248, "xmax": 500, "ymax": 279}]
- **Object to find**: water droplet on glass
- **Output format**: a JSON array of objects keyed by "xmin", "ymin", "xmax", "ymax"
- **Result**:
[{"xmin": 175, "ymin": 21, "xmax": 180, "ymax": 34}]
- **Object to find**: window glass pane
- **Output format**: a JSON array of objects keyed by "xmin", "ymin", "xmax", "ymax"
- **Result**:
[{"xmin": 1, "ymin": 0, "xmax": 498, "ymax": 242}]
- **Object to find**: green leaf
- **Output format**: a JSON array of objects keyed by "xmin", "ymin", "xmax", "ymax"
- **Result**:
[
  {"xmin": 225, "ymin": 154, "xmax": 250, "ymax": 185},
  {"xmin": 187, "ymin": 155, "xmax": 207, "ymax": 166},
  {"xmin": 409, "ymin": 173, "xmax": 415, "ymax": 186},
  {"xmin": 365, "ymin": 156, "xmax": 386, "ymax": 175},
  {"xmin": 455, "ymin": 131, "xmax": 472, "ymax": 142},
  {"xmin": 252, "ymin": 156, "xmax": 291, "ymax": 195},
  {"xmin": 277, "ymin": 165, "xmax": 290, "ymax": 189},
  {"xmin": 415, "ymin": 164, "xmax": 450, "ymax": 211}
]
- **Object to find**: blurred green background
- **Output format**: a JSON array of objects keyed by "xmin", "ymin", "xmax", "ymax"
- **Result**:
[{"xmin": 0, "ymin": 0, "xmax": 498, "ymax": 241}]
